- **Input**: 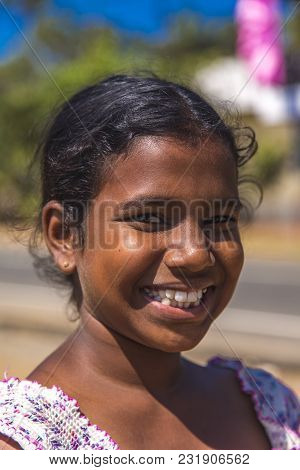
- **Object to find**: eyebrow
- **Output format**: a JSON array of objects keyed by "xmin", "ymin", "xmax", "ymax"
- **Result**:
[{"xmin": 117, "ymin": 196, "xmax": 242, "ymax": 211}]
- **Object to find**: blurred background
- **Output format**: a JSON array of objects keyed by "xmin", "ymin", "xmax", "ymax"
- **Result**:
[{"xmin": 0, "ymin": 0, "xmax": 299, "ymax": 392}]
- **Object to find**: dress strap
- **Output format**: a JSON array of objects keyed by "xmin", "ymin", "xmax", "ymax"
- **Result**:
[
  {"xmin": 207, "ymin": 356, "xmax": 300, "ymax": 449},
  {"xmin": 0, "ymin": 377, "xmax": 119, "ymax": 450}
]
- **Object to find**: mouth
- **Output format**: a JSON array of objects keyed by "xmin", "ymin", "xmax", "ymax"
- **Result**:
[{"xmin": 141, "ymin": 285, "xmax": 215, "ymax": 321}]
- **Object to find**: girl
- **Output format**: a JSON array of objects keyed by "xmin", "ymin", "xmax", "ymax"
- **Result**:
[{"xmin": 0, "ymin": 74, "xmax": 299, "ymax": 450}]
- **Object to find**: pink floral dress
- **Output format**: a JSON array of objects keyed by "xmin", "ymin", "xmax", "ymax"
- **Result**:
[{"xmin": 0, "ymin": 356, "xmax": 299, "ymax": 450}]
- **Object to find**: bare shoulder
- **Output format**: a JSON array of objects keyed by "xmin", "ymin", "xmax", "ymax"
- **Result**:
[
  {"xmin": 184, "ymin": 358, "xmax": 271, "ymax": 449},
  {"xmin": 0, "ymin": 434, "xmax": 22, "ymax": 450},
  {"xmin": 207, "ymin": 361, "xmax": 271, "ymax": 449}
]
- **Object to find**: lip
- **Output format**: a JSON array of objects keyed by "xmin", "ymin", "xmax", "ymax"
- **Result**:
[{"xmin": 141, "ymin": 286, "xmax": 215, "ymax": 322}]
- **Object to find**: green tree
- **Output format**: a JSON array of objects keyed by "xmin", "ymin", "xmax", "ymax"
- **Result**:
[{"xmin": 0, "ymin": 13, "xmax": 248, "ymax": 221}]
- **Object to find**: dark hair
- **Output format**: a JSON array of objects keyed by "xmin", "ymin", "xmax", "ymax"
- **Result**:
[{"xmin": 29, "ymin": 73, "xmax": 259, "ymax": 314}]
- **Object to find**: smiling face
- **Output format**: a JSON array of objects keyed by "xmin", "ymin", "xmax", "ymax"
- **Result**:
[{"xmin": 74, "ymin": 136, "xmax": 244, "ymax": 352}]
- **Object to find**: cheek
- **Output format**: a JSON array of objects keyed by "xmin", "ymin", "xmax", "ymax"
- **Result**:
[
  {"xmin": 211, "ymin": 240, "xmax": 244, "ymax": 319},
  {"xmin": 217, "ymin": 239, "xmax": 244, "ymax": 284},
  {"xmin": 78, "ymin": 233, "xmax": 159, "ymax": 304},
  {"xmin": 121, "ymin": 229, "xmax": 147, "ymax": 250}
]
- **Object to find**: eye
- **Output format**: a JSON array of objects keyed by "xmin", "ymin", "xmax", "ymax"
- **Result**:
[
  {"xmin": 120, "ymin": 211, "xmax": 170, "ymax": 231},
  {"xmin": 128, "ymin": 213, "xmax": 163, "ymax": 224},
  {"xmin": 203, "ymin": 215, "xmax": 237, "ymax": 225}
]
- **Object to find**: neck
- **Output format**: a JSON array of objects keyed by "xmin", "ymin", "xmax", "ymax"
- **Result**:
[{"xmin": 69, "ymin": 311, "xmax": 184, "ymax": 393}]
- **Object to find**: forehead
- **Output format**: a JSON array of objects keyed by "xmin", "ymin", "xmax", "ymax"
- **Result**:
[{"xmin": 99, "ymin": 136, "xmax": 238, "ymax": 202}]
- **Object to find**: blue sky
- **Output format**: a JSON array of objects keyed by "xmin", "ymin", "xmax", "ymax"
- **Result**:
[{"xmin": 0, "ymin": 0, "xmax": 237, "ymax": 58}]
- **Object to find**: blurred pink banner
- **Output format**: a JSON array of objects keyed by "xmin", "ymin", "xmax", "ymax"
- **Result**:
[{"xmin": 236, "ymin": 0, "xmax": 285, "ymax": 85}]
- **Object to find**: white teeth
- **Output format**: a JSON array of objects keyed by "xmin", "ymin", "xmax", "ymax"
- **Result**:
[
  {"xmin": 165, "ymin": 289, "xmax": 175, "ymax": 299},
  {"xmin": 174, "ymin": 291, "xmax": 187, "ymax": 302},
  {"xmin": 144, "ymin": 286, "xmax": 210, "ymax": 309},
  {"xmin": 197, "ymin": 289, "xmax": 203, "ymax": 299},
  {"xmin": 187, "ymin": 291, "xmax": 198, "ymax": 302}
]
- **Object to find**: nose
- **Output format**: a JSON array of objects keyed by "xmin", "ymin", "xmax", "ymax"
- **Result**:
[{"xmin": 163, "ymin": 222, "xmax": 215, "ymax": 273}]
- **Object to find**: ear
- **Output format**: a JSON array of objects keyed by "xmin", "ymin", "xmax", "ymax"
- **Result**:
[{"xmin": 42, "ymin": 201, "xmax": 77, "ymax": 274}]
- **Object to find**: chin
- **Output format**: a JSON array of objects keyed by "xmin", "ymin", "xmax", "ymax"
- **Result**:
[
  {"xmin": 156, "ymin": 338, "xmax": 205, "ymax": 354},
  {"xmin": 148, "ymin": 321, "xmax": 212, "ymax": 353}
]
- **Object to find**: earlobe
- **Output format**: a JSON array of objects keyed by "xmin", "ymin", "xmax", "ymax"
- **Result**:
[{"xmin": 42, "ymin": 201, "xmax": 76, "ymax": 273}]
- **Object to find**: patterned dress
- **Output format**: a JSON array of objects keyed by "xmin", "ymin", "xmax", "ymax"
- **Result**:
[{"xmin": 0, "ymin": 356, "xmax": 299, "ymax": 450}]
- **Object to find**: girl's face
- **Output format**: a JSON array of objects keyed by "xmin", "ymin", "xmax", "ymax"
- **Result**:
[{"xmin": 75, "ymin": 136, "xmax": 244, "ymax": 352}]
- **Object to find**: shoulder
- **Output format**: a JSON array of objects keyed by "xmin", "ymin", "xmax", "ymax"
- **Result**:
[
  {"xmin": 184, "ymin": 357, "xmax": 272, "ymax": 448},
  {"xmin": 207, "ymin": 356, "xmax": 300, "ymax": 449},
  {"xmin": 207, "ymin": 356, "xmax": 300, "ymax": 428}
]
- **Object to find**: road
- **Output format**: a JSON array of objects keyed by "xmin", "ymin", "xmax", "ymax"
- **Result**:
[{"xmin": 0, "ymin": 246, "xmax": 299, "ymax": 367}]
